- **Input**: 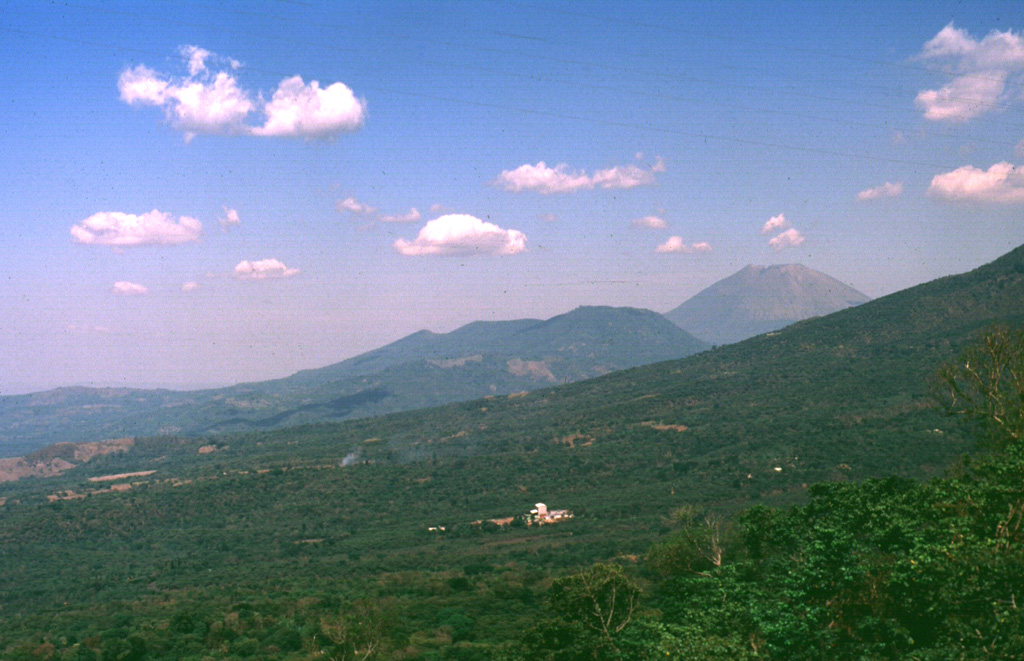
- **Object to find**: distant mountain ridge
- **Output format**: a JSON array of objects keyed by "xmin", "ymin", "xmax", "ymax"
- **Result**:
[
  {"xmin": 0, "ymin": 306, "xmax": 707, "ymax": 456},
  {"xmin": 665, "ymin": 263, "xmax": 870, "ymax": 345}
]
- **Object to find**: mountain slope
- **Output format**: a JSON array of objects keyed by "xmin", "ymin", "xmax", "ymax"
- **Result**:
[
  {"xmin": 1, "ymin": 245, "xmax": 1022, "ymax": 659},
  {"xmin": 665, "ymin": 263, "xmax": 870, "ymax": 345},
  {"xmin": 0, "ymin": 306, "xmax": 707, "ymax": 456}
]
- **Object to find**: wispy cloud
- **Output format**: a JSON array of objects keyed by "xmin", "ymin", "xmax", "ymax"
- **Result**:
[
  {"xmin": 768, "ymin": 228, "xmax": 805, "ymax": 250},
  {"xmin": 71, "ymin": 210, "xmax": 201, "ymax": 247},
  {"xmin": 380, "ymin": 207, "xmax": 421, "ymax": 223},
  {"xmin": 336, "ymin": 197, "xmax": 377, "ymax": 215},
  {"xmin": 182, "ymin": 281, "xmax": 199, "ymax": 292},
  {"xmin": 632, "ymin": 215, "xmax": 668, "ymax": 229},
  {"xmin": 915, "ymin": 23, "xmax": 1024, "ymax": 122},
  {"xmin": 112, "ymin": 281, "xmax": 148, "ymax": 296},
  {"xmin": 857, "ymin": 182, "xmax": 903, "ymax": 201},
  {"xmin": 929, "ymin": 162, "xmax": 1024, "ymax": 203},
  {"xmin": 494, "ymin": 159, "xmax": 661, "ymax": 194},
  {"xmin": 219, "ymin": 206, "xmax": 241, "ymax": 230},
  {"xmin": 395, "ymin": 214, "xmax": 526, "ymax": 256},
  {"xmin": 760, "ymin": 213, "xmax": 788, "ymax": 234},
  {"xmin": 655, "ymin": 237, "xmax": 711, "ymax": 254},
  {"xmin": 234, "ymin": 258, "xmax": 300, "ymax": 279},
  {"xmin": 118, "ymin": 46, "xmax": 365, "ymax": 141}
]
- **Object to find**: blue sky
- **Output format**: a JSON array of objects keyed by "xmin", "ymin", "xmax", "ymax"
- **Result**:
[{"xmin": 2, "ymin": 1, "xmax": 1023, "ymax": 394}]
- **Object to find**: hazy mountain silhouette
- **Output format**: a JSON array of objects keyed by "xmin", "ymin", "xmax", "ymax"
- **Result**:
[{"xmin": 665, "ymin": 264, "xmax": 870, "ymax": 345}]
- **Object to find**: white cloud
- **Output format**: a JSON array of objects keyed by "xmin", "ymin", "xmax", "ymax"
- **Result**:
[
  {"xmin": 251, "ymin": 76, "xmax": 366, "ymax": 138},
  {"xmin": 655, "ymin": 237, "xmax": 711, "ymax": 254},
  {"xmin": 760, "ymin": 213, "xmax": 788, "ymax": 234},
  {"xmin": 915, "ymin": 23, "xmax": 1024, "ymax": 122},
  {"xmin": 928, "ymin": 161, "xmax": 1024, "ymax": 203},
  {"xmin": 538, "ymin": 212, "xmax": 558, "ymax": 222},
  {"xmin": 429, "ymin": 203, "xmax": 447, "ymax": 213},
  {"xmin": 380, "ymin": 207, "xmax": 422, "ymax": 223},
  {"xmin": 112, "ymin": 281, "xmax": 148, "ymax": 296},
  {"xmin": 119, "ymin": 65, "xmax": 254, "ymax": 141},
  {"xmin": 592, "ymin": 164, "xmax": 656, "ymax": 189},
  {"xmin": 71, "ymin": 210, "xmax": 202, "ymax": 247},
  {"xmin": 117, "ymin": 65, "xmax": 169, "ymax": 105},
  {"xmin": 182, "ymin": 281, "xmax": 199, "ymax": 292},
  {"xmin": 219, "ymin": 206, "xmax": 241, "ymax": 229},
  {"xmin": 651, "ymin": 156, "xmax": 666, "ymax": 173},
  {"xmin": 394, "ymin": 214, "xmax": 527, "ymax": 256},
  {"xmin": 234, "ymin": 258, "xmax": 300, "ymax": 279},
  {"xmin": 336, "ymin": 197, "xmax": 377, "ymax": 215},
  {"xmin": 857, "ymin": 181, "xmax": 904, "ymax": 201},
  {"xmin": 118, "ymin": 48, "xmax": 364, "ymax": 140},
  {"xmin": 495, "ymin": 162, "xmax": 592, "ymax": 194},
  {"xmin": 181, "ymin": 45, "xmax": 212, "ymax": 76},
  {"xmin": 633, "ymin": 215, "xmax": 668, "ymax": 229},
  {"xmin": 915, "ymin": 74, "xmax": 1007, "ymax": 122},
  {"xmin": 768, "ymin": 228, "xmax": 805, "ymax": 250},
  {"xmin": 494, "ymin": 159, "xmax": 660, "ymax": 194}
]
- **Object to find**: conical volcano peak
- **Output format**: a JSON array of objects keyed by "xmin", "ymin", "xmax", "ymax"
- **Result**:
[{"xmin": 665, "ymin": 264, "xmax": 869, "ymax": 345}]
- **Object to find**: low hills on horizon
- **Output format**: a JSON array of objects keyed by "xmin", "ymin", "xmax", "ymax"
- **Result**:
[
  {"xmin": 1, "ymin": 262, "xmax": 867, "ymax": 457},
  {"xmin": 0, "ymin": 306, "xmax": 708, "ymax": 457}
]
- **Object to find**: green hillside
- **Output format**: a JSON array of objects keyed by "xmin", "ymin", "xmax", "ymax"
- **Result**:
[
  {"xmin": 0, "ymin": 306, "xmax": 707, "ymax": 457},
  {"xmin": 1, "ymin": 245, "xmax": 1022, "ymax": 659}
]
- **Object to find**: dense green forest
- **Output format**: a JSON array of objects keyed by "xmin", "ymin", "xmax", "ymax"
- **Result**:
[{"xmin": 1, "ymin": 245, "xmax": 1023, "ymax": 659}]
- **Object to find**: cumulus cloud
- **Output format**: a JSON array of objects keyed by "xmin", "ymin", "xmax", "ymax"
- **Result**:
[
  {"xmin": 928, "ymin": 161, "xmax": 1024, "ymax": 203},
  {"xmin": 251, "ymin": 76, "xmax": 365, "ymax": 138},
  {"xmin": 857, "ymin": 181, "xmax": 904, "ymax": 201},
  {"xmin": 380, "ymin": 207, "xmax": 421, "ymax": 223},
  {"xmin": 633, "ymin": 215, "xmax": 668, "ymax": 229},
  {"xmin": 336, "ymin": 197, "xmax": 376, "ymax": 215},
  {"xmin": 219, "ymin": 206, "xmax": 241, "ymax": 229},
  {"xmin": 494, "ymin": 159, "xmax": 661, "ymax": 194},
  {"xmin": 915, "ymin": 23, "xmax": 1024, "ymax": 122},
  {"xmin": 768, "ymin": 228, "xmax": 805, "ymax": 250},
  {"xmin": 119, "ymin": 65, "xmax": 253, "ymax": 141},
  {"xmin": 71, "ymin": 210, "xmax": 202, "ymax": 247},
  {"xmin": 112, "ymin": 281, "xmax": 148, "ymax": 296},
  {"xmin": 655, "ymin": 237, "xmax": 711, "ymax": 254},
  {"xmin": 495, "ymin": 162, "xmax": 592, "ymax": 193},
  {"xmin": 118, "ymin": 47, "xmax": 365, "ymax": 140},
  {"xmin": 234, "ymin": 258, "xmax": 300, "ymax": 279},
  {"xmin": 761, "ymin": 213, "xmax": 788, "ymax": 234},
  {"xmin": 394, "ymin": 214, "xmax": 527, "ymax": 256}
]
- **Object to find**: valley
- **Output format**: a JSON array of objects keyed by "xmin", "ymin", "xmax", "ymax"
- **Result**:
[{"xmin": 1, "ymin": 243, "xmax": 1022, "ymax": 659}]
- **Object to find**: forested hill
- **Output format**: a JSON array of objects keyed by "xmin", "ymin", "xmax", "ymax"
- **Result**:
[
  {"xmin": 665, "ymin": 263, "xmax": 870, "ymax": 345},
  {"xmin": 1, "ymin": 245, "xmax": 1022, "ymax": 659},
  {"xmin": 0, "ymin": 306, "xmax": 706, "ymax": 457}
]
